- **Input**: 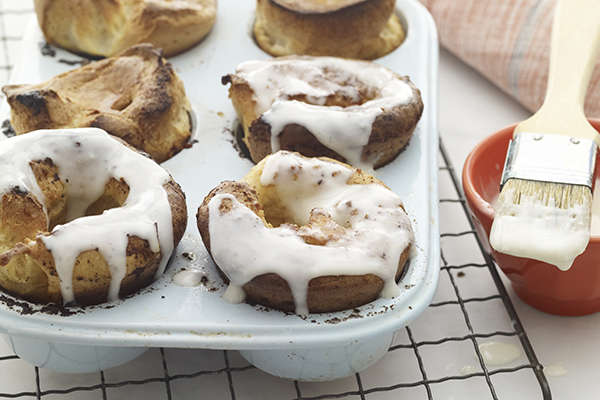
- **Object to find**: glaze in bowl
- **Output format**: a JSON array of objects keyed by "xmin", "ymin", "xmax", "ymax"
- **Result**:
[{"xmin": 462, "ymin": 118, "xmax": 600, "ymax": 316}]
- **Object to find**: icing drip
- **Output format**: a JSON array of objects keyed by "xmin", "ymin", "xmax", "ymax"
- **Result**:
[
  {"xmin": 208, "ymin": 152, "xmax": 414, "ymax": 314},
  {"xmin": 234, "ymin": 57, "xmax": 414, "ymax": 170},
  {"xmin": 491, "ymin": 184, "xmax": 590, "ymax": 271},
  {"xmin": 172, "ymin": 269, "xmax": 206, "ymax": 287},
  {"xmin": 0, "ymin": 128, "xmax": 174, "ymax": 304}
]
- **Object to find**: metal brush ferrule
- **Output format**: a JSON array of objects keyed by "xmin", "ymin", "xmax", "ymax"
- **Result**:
[{"xmin": 500, "ymin": 131, "xmax": 598, "ymax": 188}]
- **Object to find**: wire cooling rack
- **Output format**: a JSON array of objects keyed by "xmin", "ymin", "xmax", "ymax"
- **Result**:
[{"xmin": 0, "ymin": 1, "xmax": 553, "ymax": 399}]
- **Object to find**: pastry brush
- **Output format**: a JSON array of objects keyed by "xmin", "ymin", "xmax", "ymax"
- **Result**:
[{"xmin": 490, "ymin": 0, "xmax": 600, "ymax": 271}]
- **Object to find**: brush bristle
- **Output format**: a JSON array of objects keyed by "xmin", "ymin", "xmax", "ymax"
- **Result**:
[
  {"xmin": 490, "ymin": 178, "xmax": 593, "ymax": 271},
  {"xmin": 498, "ymin": 179, "xmax": 592, "ymax": 210}
]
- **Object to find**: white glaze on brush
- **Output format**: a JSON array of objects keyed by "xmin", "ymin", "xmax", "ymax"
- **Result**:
[
  {"xmin": 490, "ymin": 185, "xmax": 591, "ymax": 271},
  {"xmin": 207, "ymin": 151, "xmax": 414, "ymax": 314},
  {"xmin": 233, "ymin": 56, "xmax": 414, "ymax": 170},
  {"xmin": 0, "ymin": 128, "xmax": 174, "ymax": 304}
]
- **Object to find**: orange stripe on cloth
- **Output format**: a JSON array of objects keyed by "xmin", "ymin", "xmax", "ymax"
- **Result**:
[{"xmin": 419, "ymin": 0, "xmax": 600, "ymax": 118}]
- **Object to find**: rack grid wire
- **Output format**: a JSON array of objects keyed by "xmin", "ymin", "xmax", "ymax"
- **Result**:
[{"xmin": 0, "ymin": 2, "xmax": 552, "ymax": 399}]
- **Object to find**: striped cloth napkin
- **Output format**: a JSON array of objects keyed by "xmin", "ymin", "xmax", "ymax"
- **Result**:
[{"xmin": 418, "ymin": 0, "xmax": 600, "ymax": 118}]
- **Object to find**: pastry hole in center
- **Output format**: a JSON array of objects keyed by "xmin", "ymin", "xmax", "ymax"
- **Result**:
[
  {"xmin": 84, "ymin": 178, "xmax": 130, "ymax": 218},
  {"xmin": 30, "ymin": 159, "xmax": 131, "ymax": 231}
]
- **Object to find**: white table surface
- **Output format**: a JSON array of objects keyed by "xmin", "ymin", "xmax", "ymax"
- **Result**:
[{"xmin": 0, "ymin": 1, "xmax": 598, "ymax": 399}]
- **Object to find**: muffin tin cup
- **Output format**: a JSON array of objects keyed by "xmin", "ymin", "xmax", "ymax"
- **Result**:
[
  {"xmin": 1, "ymin": 334, "xmax": 149, "ymax": 374},
  {"xmin": 0, "ymin": 0, "xmax": 440, "ymax": 381},
  {"xmin": 238, "ymin": 332, "xmax": 394, "ymax": 382}
]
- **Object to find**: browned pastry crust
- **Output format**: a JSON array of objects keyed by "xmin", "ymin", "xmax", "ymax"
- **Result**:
[
  {"xmin": 2, "ymin": 44, "xmax": 192, "ymax": 163},
  {"xmin": 246, "ymin": 98, "xmax": 423, "ymax": 169},
  {"xmin": 222, "ymin": 56, "xmax": 424, "ymax": 169},
  {"xmin": 0, "ymin": 137, "xmax": 187, "ymax": 306},
  {"xmin": 196, "ymin": 155, "xmax": 411, "ymax": 313},
  {"xmin": 34, "ymin": 0, "xmax": 217, "ymax": 58},
  {"xmin": 253, "ymin": 0, "xmax": 404, "ymax": 60}
]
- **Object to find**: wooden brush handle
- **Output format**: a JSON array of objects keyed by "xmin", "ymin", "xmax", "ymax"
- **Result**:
[{"xmin": 514, "ymin": 0, "xmax": 600, "ymax": 144}]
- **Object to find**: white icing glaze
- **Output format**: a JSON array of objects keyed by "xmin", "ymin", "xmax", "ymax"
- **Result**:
[
  {"xmin": 233, "ymin": 56, "xmax": 415, "ymax": 170},
  {"xmin": 208, "ymin": 151, "xmax": 414, "ymax": 314},
  {"xmin": 478, "ymin": 341, "xmax": 522, "ymax": 367},
  {"xmin": 460, "ymin": 365, "xmax": 478, "ymax": 375},
  {"xmin": 172, "ymin": 269, "xmax": 206, "ymax": 287},
  {"xmin": 502, "ymin": 180, "xmax": 600, "ymax": 268},
  {"xmin": 490, "ymin": 184, "xmax": 591, "ymax": 271},
  {"xmin": 544, "ymin": 361, "xmax": 568, "ymax": 377},
  {"xmin": 0, "ymin": 128, "xmax": 174, "ymax": 304}
]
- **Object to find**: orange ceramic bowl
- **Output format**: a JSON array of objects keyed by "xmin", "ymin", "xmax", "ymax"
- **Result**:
[{"xmin": 462, "ymin": 118, "xmax": 600, "ymax": 316}]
